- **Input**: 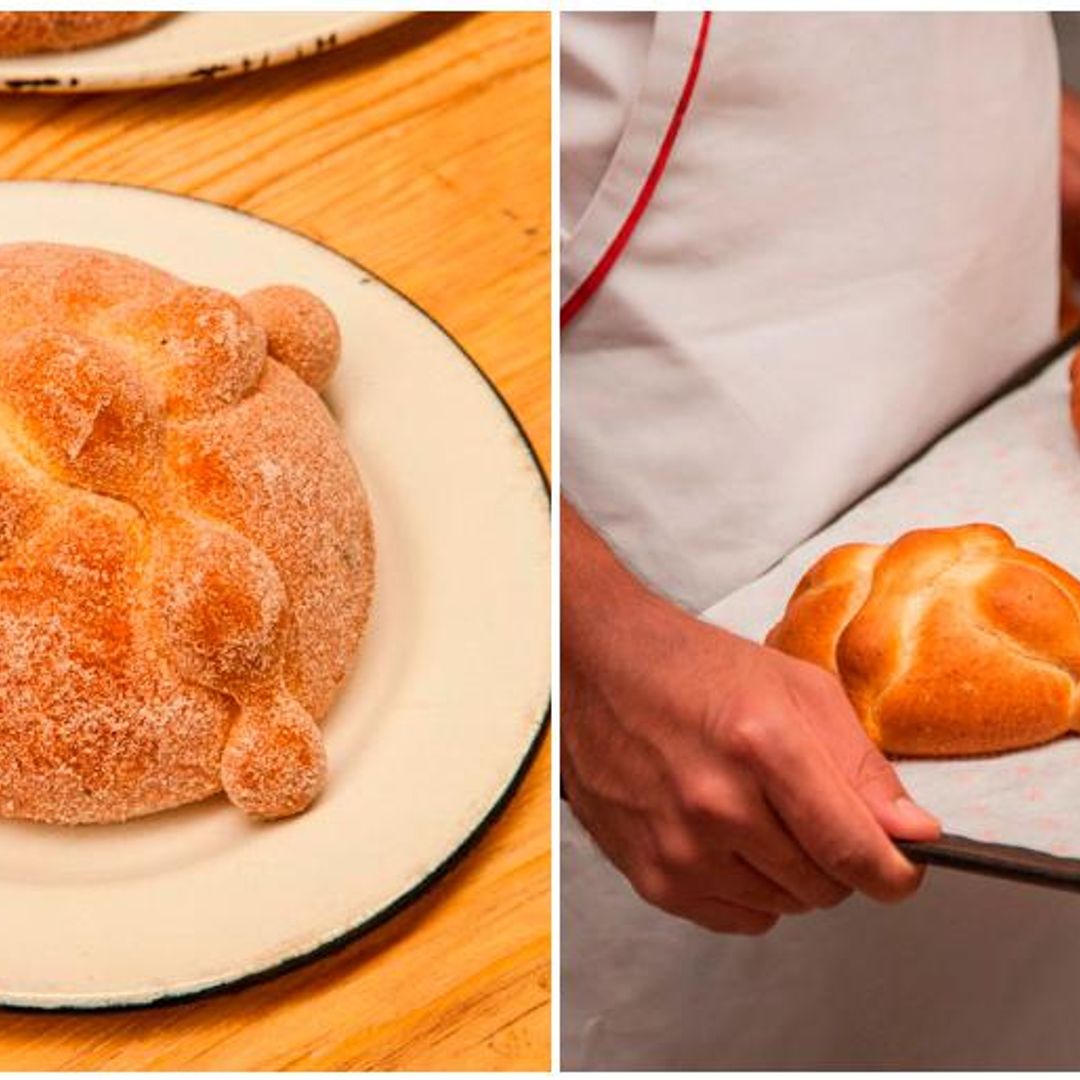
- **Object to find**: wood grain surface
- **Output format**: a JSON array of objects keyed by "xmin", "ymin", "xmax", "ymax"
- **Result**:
[{"xmin": 0, "ymin": 11, "xmax": 551, "ymax": 1071}]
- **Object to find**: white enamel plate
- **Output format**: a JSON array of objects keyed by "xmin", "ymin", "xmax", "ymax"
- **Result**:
[
  {"xmin": 0, "ymin": 181, "xmax": 550, "ymax": 1008},
  {"xmin": 0, "ymin": 12, "xmax": 410, "ymax": 93}
]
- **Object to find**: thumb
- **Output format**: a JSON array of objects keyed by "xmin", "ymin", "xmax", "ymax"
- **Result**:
[
  {"xmin": 797, "ymin": 659, "xmax": 942, "ymax": 842},
  {"xmin": 851, "ymin": 743, "xmax": 940, "ymax": 841}
]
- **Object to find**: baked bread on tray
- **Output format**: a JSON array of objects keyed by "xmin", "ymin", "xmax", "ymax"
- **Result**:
[
  {"xmin": 0, "ymin": 243, "xmax": 374, "ymax": 824},
  {"xmin": 768, "ymin": 524, "xmax": 1080, "ymax": 757}
]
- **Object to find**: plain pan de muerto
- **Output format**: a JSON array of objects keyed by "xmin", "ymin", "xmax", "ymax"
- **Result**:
[
  {"xmin": 0, "ymin": 12, "xmax": 168, "ymax": 56},
  {"xmin": 0, "ymin": 243, "xmax": 374, "ymax": 823},
  {"xmin": 767, "ymin": 524, "xmax": 1080, "ymax": 757}
]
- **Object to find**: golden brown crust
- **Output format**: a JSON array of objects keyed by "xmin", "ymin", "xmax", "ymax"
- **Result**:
[
  {"xmin": 768, "ymin": 524, "xmax": 1080, "ymax": 756},
  {"xmin": 1061, "ymin": 266, "xmax": 1079, "ymax": 335},
  {"xmin": 1070, "ymin": 348, "xmax": 1080, "ymax": 442},
  {"xmin": 0, "ymin": 243, "xmax": 374, "ymax": 823},
  {"xmin": 0, "ymin": 12, "xmax": 168, "ymax": 56}
]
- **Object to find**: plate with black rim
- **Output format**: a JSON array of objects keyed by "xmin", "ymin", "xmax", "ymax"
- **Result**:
[
  {"xmin": 0, "ymin": 12, "xmax": 410, "ymax": 94},
  {"xmin": 0, "ymin": 179, "xmax": 550, "ymax": 1009}
]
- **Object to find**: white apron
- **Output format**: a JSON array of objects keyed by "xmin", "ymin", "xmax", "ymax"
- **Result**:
[{"xmin": 562, "ymin": 13, "xmax": 1079, "ymax": 1069}]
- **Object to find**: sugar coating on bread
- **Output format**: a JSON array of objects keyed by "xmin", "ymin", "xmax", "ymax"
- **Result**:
[
  {"xmin": 243, "ymin": 285, "xmax": 341, "ymax": 392},
  {"xmin": 167, "ymin": 361, "xmax": 374, "ymax": 719},
  {"xmin": 0, "ymin": 243, "xmax": 374, "ymax": 824},
  {"xmin": 0, "ymin": 12, "xmax": 167, "ymax": 56},
  {"xmin": 767, "ymin": 524, "xmax": 1080, "ymax": 756}
]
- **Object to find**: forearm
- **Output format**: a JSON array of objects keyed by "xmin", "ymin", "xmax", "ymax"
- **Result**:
[
  {"xmin": 560, "ymin": 498, "xmax": 675, "ymax": 682},
  {"xmin": 558, "ymin": 503, "xmax": 928, "ymax": 926},
  {"xmin": 561, "ymin": 497, "xmax": 744, "ymax": 681}
]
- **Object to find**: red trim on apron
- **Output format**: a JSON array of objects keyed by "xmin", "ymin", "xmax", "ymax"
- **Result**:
[{"xmin": 560, "ymin": 12, "xmax": 712, "ymax": 329}]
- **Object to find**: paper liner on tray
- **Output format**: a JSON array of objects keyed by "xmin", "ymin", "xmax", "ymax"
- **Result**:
[{"xmin": 702, "ymin": 354, "xmax": 1080, "ymax": 859}]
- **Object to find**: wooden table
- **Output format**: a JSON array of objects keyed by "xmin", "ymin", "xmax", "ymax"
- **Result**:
[{"xmin": 0, "ymin": 12, "xmax": 551, "ymax": 1071}]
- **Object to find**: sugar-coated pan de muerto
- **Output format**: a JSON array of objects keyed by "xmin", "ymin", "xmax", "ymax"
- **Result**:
[
  {"xmin": 0, "ymin": 12, "xmax": 168, "ymax": 56},
  {"xmin": 767, "ymin": 524, "xmax": 1080, "ymax": 757},
  {"xmin": 0, "ymin": 244, "xmax": 374, "ymax": 824}
]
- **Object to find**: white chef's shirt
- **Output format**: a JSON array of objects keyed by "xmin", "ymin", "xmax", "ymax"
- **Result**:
[
  {"xmin": 561, "ymin": 12, "xmax": 1078, "ymax": 1069},
  {"xmin": 562, "ymin": 12, "xmax": 1059, "ymax": 614}
]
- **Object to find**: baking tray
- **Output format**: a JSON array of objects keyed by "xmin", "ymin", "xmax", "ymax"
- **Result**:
[{"xmin": 707, "ymin": 321, "xmax": 1080, "ymax": 892}]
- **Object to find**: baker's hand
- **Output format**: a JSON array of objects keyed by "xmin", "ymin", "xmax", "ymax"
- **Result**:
[
  {"xmin": 1062, "ymin": 86, "xmax": 1080, "ymax": 278},
  {"xmin": 561, "ymin": 500, "xmax": 941, "ymax": 936}
]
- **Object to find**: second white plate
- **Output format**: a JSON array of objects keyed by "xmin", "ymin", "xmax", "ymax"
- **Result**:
[{"xmin": 0, "ymin": 12, "xmax": 410, "ymax": 93}]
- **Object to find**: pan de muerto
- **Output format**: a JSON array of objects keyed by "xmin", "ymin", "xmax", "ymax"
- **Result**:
[
  {"xmin": 0, "ymin": 243, "xmax": 373, "ymax": 823},
  {"xmin": 0, "ymin": 12, "xmax": 168, "ymax": 56}
]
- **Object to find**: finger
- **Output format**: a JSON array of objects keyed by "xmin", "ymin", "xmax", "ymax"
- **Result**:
[
  {"xmin": 794, "ymin": 671, "xmax": 940, "ymax": 842},
  {"xmin": 812, "ymin": 718, "xmax": 941, "ymax": 843},
  {"xmin": 675, "ymin": 896, "xmax": 780, "ymax": 936},
  {"xmin": 631, "ymin": 802, "xmax": 811, "ymax": 916},
  {"xmin": 670, "ymin": 761, "xmax": 850, "ymax": 909},
  {"xmin": 743, "ymin": 718, "xmax": 923, "ymax": 902},
  {"xmin": 704, "ymin": 854, "xmax": 811, "ymax": 916},
  {"xmin": 564, "ymin": 746, "xmax": 794, "ymax": 928},
  {"xmin": 845, "ymin": 743, "xmax": 940, "ymax": 841},
  {"xmin": 740, "ymin": 797, "xmax": 853, "ymax": 910}
]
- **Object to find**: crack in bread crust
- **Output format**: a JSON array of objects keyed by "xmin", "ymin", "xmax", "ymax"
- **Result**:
[
  {"xmin": 765, "ymin": 543, "xmax": 883, "ymax": 675},
  {"xmin": 856, "ymin": 551, "xmax": 969, "ymax": 727}
]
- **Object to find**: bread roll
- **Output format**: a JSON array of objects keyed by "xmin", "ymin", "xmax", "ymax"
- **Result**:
[
  {"xmin": 0, "ymin": 243, "xmax": 374, "ymax": 823},
  {"xmin": 0, "ymin": 12, "xmax": 167, "ymax": 56},
  {"xmin": 1069, "ymin": 347, "xmax": 1080, "ymax": 437},
  {"xmin": 766, "ymin": 524, "xmax": 1080, "ymax": 756}
]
